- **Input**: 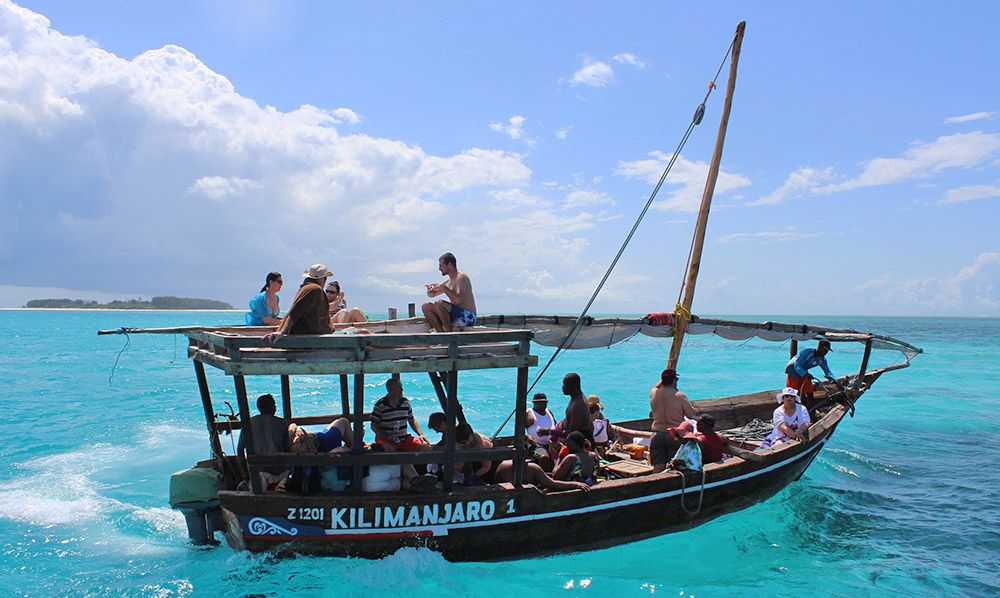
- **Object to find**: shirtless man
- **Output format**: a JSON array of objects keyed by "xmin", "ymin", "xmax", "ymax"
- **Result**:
[
  {"xmin": 422, "ymin": 252, "xmax": 477, "ymax": 332},
  {"xmin": 649, "ymin": 369, "xmax": 698, "ymax": 472},
  {"xmin": 538, "ymin": 373, "xmax": 594, "ymax": 446}
]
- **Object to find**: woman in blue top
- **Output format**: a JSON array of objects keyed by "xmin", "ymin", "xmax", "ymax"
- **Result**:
[{"xmin": 246, "ymin": 272, "xmax": 283, "ymax": 326}]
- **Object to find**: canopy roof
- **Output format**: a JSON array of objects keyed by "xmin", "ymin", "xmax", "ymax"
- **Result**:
[{"xmin": 331, "ymin": 313, "xmax": 921, "ymax": 363}]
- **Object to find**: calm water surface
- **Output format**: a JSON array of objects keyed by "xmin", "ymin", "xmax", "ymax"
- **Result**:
[{"xmin": 0, "ymin": 311, "xmax": 997, "ymax": 597}]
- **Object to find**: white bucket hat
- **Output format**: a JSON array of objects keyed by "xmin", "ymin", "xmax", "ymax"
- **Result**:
[
  {"xmin": 303, "ymin": 263, "xmax": 334, "ymax": 279},
  {"xmin": 775, "ymin": 386, "xmax": 800, "ymax": 403}
]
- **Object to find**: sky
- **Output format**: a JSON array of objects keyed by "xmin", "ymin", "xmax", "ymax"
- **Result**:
[{"xmin": 1, "ymin": 1, "xmax": 998, "ymax": 316}]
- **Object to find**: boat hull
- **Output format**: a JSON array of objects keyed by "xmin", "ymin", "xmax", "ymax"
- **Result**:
[{"xmin": 219, "ymin": 420, "xmax": 836, "ymax": 561}]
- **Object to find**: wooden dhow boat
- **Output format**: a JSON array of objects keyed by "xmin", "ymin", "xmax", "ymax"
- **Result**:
[
  {"xmin": 98, "ymin": 22, "xmax": 922, "ymax": 560},
  {"xmin": 99, "ymin": 315, "xmax": 919, "ymax": 560}
]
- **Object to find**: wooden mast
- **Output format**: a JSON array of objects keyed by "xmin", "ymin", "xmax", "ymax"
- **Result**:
[{"xmin": 666, "ymin": 21, "xmax": 746, "ymax": 371}]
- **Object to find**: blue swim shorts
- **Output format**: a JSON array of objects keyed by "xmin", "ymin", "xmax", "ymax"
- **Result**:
[{"xmin": 449, "ymin": 304, "xmax": 477, "ymax": 328}]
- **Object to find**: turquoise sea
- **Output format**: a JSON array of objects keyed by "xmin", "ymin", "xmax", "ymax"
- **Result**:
[{"xmin": 1, "ymin": 310, "xmax": 997, "ymax": 597}]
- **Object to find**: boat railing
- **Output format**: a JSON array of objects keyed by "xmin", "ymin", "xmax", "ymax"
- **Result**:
[{"xmin": 248, "ymin": 446, "xmax": 516, "ymax": 469}]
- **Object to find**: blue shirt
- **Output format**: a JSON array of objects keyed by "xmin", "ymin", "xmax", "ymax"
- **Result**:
[
  {"xmin": 245, "ymin": 291, "xmax": 279, "ymax": 326},
  {"xmin": 785, "ymin": 348, "xmax": 834, "ymax": 379}
]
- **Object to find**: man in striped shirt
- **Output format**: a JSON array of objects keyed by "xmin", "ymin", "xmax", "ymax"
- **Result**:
[{"xmin": 372, "ymin": 378, "xmax": 430, "ymax": 452}]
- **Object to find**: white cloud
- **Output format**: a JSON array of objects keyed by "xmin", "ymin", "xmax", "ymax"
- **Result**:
[
  {"xmin": 853, "ymin": 253, "xmax": 1000, "ymax": 311},
  {"xmin": 507, "ymin": 272, "xmax": 648, "ymax": 302},
  {"xmin": 0, "ymin": 2, "xmax": 540, "ymax": 302},
  {"xmin": 555, "ymin": 126, "xmax": 572, "ymax": 140},
  {"xmin": 705, "ymin": 277, "xmax": 735, "ymax": 291},
  {"xmin": 616, "ymin": 151, "xmax": 751, "ymax": 212},
  {"xmin": 754, "ymin": 132, "xmax": 1000, "ymax": 204},
  {"xmin": 570, "ymin": 60, "xmax": 615, "ymax": 87},
  {"xmin": 943, "ymin": 111, "xmax": 996, "ymax": 124},
  {"xmin": 819, "ymin": 132, "xmax": 1000, "ymax": 193},
  {"xmin": 716, "ymin": 230, "xmax": 821, "ymax": 244},
  {"xmin": 749, "ymin": 167, "xmax": 834, "ymax": 206},
  {"xmin": 489, "ymin": 188, "xmax": 550, "ymax": 211},
  {"xmin": 376, "ymin": 259, "xmax": 437, "ymax": 275},
  {"xmin": 488, "ymin": 114, "xmax": 533, "ymax": 145},
  {"xmin": 361, "ymin": 275, "xmax": 426, "ymax": 296},
  {"xmin": 938, "ymin": 183, "xmax": 1000, "ymax": 205},
  {"xmin": 564, "ymin": 189, "xmax": 615, "ymax": 208},
  {"xmin": 188, "ymin": 175, "xmax": 261, "ymax": 200},
  {"xmin": 331, "ymin": 107, "xmax": 360, "ymax": 124},
  {"xmin": 612, "ymin": 53, "xmax": 646, "ymax": 69}
]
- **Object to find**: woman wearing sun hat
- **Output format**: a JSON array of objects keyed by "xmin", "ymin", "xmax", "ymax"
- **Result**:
[{"xmin": 760, "ymin": 387, "xmax": 811, "ymax": 449}]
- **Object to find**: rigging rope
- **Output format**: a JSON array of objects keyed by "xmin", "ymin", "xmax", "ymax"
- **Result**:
[
  {"xmin": 108, "ymin": 328, "xmax": 130, "ymax": 388},
  {"xmin": 491, "ymin": 33, "xmax": 739, "ymax": 441}
]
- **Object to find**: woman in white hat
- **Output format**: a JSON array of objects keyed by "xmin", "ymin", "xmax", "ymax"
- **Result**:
[{"xmin": 760, "ymin": 387, "xmax": 811, "ymax": 449}]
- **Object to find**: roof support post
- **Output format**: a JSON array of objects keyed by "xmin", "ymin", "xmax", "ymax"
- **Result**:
[
  {"xmin": 193, "ymin": 359, "xmax": 224, "ymax": 460},
  {"xmin": 339, "ymin": 374, "xmax": 350, "ymax": 416},
  {"xmin": 351, "ymin": 373, "xmax": 366, "ymax": 492},
  {"xmin": 233, "ymin": 374, "xmax": 262, "ymax": 494},
  {"xmin": 790, "ymin": 339, "xmax": 798, "ymax": 360},
  {"xmin": 443, "ymin": 369, "xmax": 459, "ymax": 492},
  {"xmin": 513, "ymin": 347, "xmax": 529, "ymax": 486},
  {"xmin": 280, "ymin": 375, "xmax": 292, "ymax": 420}
]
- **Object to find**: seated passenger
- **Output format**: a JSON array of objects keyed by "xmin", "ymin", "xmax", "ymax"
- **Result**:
[
  {"xmin": 552, "ymin": 431, "xmax": 598, "ymax": 485},
  {"xmin": 371, "ymin": 378, "xmax": 430, "ymax": 452},
  {"xmin": 760, "ymin": 387, "xmax": 811, "ymax": 449},
  {"xmin": 326, "ymin": 280, "xmax": 367, "ymax": 325},
  {"xmin": 668, "ymin": 429, "xmax": 703, "ymax": 471},
  {"xmin": 452, "ymin": 422, "xmax": 590, "ymax": 492},
  {"xmin": 264, "ymin": 264, "xmax": 334, "ymax": 344},
  {"xmin": 695, "ymin": 414, "xmax": 731, "ymax": 463},
  {"xmin": 245, "ymin": 272, "xmax": 283, "ymax": 326},
  {"xmin": 492, "ymin": 461, "xmax": 590, "ymax": 493},
  {"xmin": 456, "ymin": 422, "xmax": 497, "ymax": 484},
  {"xmin": 525, "ymin": 393, "xmax": 556, "ymax": 470},
  {"xmin": 427, "ymin": 412, "xmax": 448, "ymax": 445},
  {"xmin": 236, "ymin": 393, "xmax": 290, "ymax": 491},
  {"xmin": 285, "ymin": 417, "xmax": 352, "ymax": 494},
  {"xmin": 588, "ymin": 395, "xmax": 611, "ymax": 457},
  {"xmin": 649, "ymin": 421, "xmax": 697, "ymax": 473}
]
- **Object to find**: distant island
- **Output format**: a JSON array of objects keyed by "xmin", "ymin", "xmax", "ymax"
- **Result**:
[{"xmin": 25, "ymin": 296, "xmax": 235, "ymax": 310}]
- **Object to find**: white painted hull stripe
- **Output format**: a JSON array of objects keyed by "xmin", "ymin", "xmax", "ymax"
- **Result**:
[{"xmin": 320, "ymin": 435, "xmax": 828, "ymax": 538}]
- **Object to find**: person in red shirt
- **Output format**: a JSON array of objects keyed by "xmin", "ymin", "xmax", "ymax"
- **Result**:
[{"xmin": 695, "ymin": 414, "xmax": 730, "ymax": 463}]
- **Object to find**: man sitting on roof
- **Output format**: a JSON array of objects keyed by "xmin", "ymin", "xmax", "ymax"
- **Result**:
[
  {"xmin": 422, "ymin": 252, "xmax": 477, "ymax": 332},
  {"xmin": 786, "ymin": 339, "xmax": 836, "ymax": 403},
  {"xmin": 264, "ymin": 263, "xmax": 334, "ymax": 344},
  {"xmin": 371, "ymin": 377, "xmax": 431, "ymax": 452}
]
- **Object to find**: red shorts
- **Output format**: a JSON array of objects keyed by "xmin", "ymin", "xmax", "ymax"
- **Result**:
[
  {"xmin": 786, "ymin": 374, "xmax": 814, "ymax": 396},
  {"xmin": 377, "ymin": 435, "xmax": 427, "ymax": 452}
]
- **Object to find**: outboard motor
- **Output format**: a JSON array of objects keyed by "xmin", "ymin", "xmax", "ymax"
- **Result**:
[{"xmin": 169, "ymin": 466, "xmax": 224, "ymax": 546}]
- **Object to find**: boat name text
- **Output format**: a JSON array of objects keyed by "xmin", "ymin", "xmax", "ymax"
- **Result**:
[{"xmin": 285, "ymin": 499, "xmax": 501, "ymax": 529}]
